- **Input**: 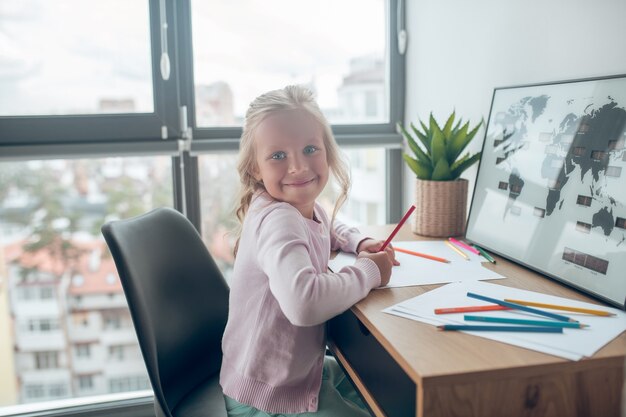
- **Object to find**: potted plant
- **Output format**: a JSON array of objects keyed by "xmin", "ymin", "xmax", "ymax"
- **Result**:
[{"xmin": 398, "ymin": 112, "xmax": 482, "ymax": 237}]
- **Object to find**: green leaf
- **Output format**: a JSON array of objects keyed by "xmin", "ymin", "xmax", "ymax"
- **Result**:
[
  {"xmin": 419, "ymin": 120, "xmax": 429, "ymax": 136},
  {"xmin": 410, "ymin": 122, "xmax": 431, "ymax": 153},
  {"xmin": 431, "ymin": 158, "xmax": 452, "ymax": 180},
  {"xmin": 450, "ymin": 121, "xmax": 482, "ymax": 162},
  {"xmin": 398, "ymin": 123, "xmax": 430, "ymax": 165},
  {"xmin": 403, "ymin": 154, "xmax": 432, "ymax": 179},
  {"xmin": 429, "ymin": 113, "xmax": 442, "ymax": 135},
  {"xmin": 442, "ymin": 111, "xmax": 455, "ymax": 138},
  {"xmin": 451, "ymin": 152, "xmax": 481, "ymax": 178},
  {"xmin": 446, "ymin": 121, "xmax": 469, "ymax": 161},
  {"xmin": 431, "ymin": 127, "xmax": 446, "ymax": 164}
]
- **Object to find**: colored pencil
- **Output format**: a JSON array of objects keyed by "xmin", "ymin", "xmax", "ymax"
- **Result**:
[
  {"xmin": 449, "ymin": 237, "xmax": 480, "ymax": 254},
  {"xmin": 434, "ymin": 305, "xmax": 510, "ymax": 314},
  {"xmin": 472, "ymin": 244, "xmax": 496, "ymax": 264},
  {"xmin": 445, "ymin": 240, "xmax": 469, "ymax": 260},
  {"xmin": 379, "ymin": 205, "xmax": 416, "ymax": 251},
  {"xmin": 395, "ymin": 247, "xmax": 450, "ymax": 263},
  {"xmin": 437, "ymin": 324, "xmax": 562, "ymax": 333},
  {"xmin": 464, "ymin": 315, "xmax": 589, "ymax": 329},
  {"xmin": 467, "ymin": 292, "xmax": 578, "ymax": 323},
  {"xmin": 504, "ymin": 299, "xmax": 615, "ymax": 317}
]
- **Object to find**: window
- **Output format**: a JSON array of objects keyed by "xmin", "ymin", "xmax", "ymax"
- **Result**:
[
  {"xmin": 109, "ymin": 346, "xmax": 125, "ymax": 361},
  {"xmin": 1, "ymin": 156, "xmax": 169, "ymax": 406},
  {"xmin": 104, "ymin": 314, "xmax": 122, "ymax": 330},
  {"xmin": 190, "ymin": 0, "xmax": 388, "ymax": 127},
  {"xmin": 40, "ymin": 287, "xmax": 55, "ymax": 299},
  {"xmin": 498, "ymin": 181, "xmax": 508, "ymax": 190},
  {"xmin": 0, "ymin": 1, "xmax": 152, "ymax": 117},
  {"xmin": 24, "ymin": 384, "xmax": 45, "ymax": 400},
  {"xmin": 109, "ymin": 376, "xmax": 150, "ymax": 393},
  {"xmin": 49, "ymin": 383, "xmax": 69, "ymax": 398},
  {"xmin": 78, "ymin": 375, "xmax": 94, "ymax": 390},
  {"xmin": 76, "ymin": 344, "xmax": 91, "ymax": 358},
  {"xmin": 35, "ymin": 352, "xmax": 59, "ymax": 369},
  {"xmin": 0, "ymin": 0, "xmax": 404, "ymax": 410}
]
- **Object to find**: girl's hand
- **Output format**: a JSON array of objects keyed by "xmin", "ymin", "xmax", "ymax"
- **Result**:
[
  {"xmin": 357, "ymin": 251, "xmax": 393, "ymax": 287},
  {"xmin": 357, "ymin": 239, "xmax": 400, "ymax": 266}
]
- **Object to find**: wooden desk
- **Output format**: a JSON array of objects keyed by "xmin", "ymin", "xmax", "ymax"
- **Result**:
[{"xmin": 327, "ymin": 224, "xmax": 626, "ymax": 417}]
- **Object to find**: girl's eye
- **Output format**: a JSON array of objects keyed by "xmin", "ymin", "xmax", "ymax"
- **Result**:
[
  {"xmin": 304, "ymin": 146, "xmax": 318, "ymax": 155},
  {"xmin": 270, "ymin": 151, "xmax": 286, "ymax": 160}
]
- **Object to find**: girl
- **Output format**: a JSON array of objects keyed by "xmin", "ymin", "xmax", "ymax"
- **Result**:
[{"xmin": 220, "ymin": 85, "xmax": 398, "ymax": 417}]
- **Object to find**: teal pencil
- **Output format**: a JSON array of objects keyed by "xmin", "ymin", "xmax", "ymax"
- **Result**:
[
  {"xmin": 464, "ymin": 315, "xmax": 589, "ymax": 329},
  {"xmin": 471, "ymin": 244, "xmax": 496, "ymax": 264},
  {"xmin": 437, "ymin": 324, "xmax": 562, "ymax": 333},
  {"xmin": 467, "ymin": 292, "xmax": 578, "ymax": 323}
]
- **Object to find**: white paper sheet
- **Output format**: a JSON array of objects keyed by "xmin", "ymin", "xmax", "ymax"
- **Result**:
[
  {"xmin": 383, "ymin": 280, "xmax": 626, "ymax": 360},
  {"xmin": 329, "ymin": 241, "xmax": 505, "ymax": 288}
]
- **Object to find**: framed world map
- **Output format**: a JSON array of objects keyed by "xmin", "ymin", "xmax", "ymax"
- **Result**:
[{"xmin": 466, "ymin": 74, "xmax": 626, "ymax": 309}]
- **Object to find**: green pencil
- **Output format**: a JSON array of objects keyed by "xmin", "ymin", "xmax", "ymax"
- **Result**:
[
  {"xmin": 472, "ymin": 244, "xmax": 496, "ymax": 264},
  {"xmin": 464, "ymin": 315, "xmax": 589, "ymax": 329}
]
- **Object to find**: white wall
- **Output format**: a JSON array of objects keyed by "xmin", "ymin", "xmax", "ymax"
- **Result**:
[{"xmin": 403, "ymin": 0, "xmax": 626, "ymax": 208}]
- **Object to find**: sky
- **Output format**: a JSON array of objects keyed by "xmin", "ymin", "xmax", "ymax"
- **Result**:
[{"xmin": 0, "ymin": 0, "xmax": 385, "ymax": 119}]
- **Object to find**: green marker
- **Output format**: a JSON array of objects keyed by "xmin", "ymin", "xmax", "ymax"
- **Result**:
[{"xmin": 472, "ymin": 244, "xmax": 496, "ymax": 264}]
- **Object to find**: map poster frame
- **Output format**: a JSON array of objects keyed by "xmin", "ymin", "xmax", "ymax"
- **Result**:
[{"xmin": 466, "ymin": 74, "xmax": 626, "ymax": 309}]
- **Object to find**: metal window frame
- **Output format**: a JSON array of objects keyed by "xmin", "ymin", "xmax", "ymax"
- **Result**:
[
  {"xmin": 177, "ymin": 0, "xmax": 406, "ymax": 222},
  {"xmin": 0, "ymin": 0, "xmax": 182, "ymax": 145}
]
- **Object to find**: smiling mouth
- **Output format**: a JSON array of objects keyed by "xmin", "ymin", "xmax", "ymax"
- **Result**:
[{"xmin": 285, "ymin": 178, "xmax": 316, "ymax": 187}]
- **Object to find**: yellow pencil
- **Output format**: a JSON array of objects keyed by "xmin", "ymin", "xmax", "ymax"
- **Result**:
[
  {"xmin": 504, "ymin": 299, "xmax": 616, "ymax": 317},
  {"xmin": 445, "ymin": 240, "xmax": 469, "ymax": 260}
]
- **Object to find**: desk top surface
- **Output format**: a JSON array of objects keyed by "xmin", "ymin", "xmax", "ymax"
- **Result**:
[{"xmin": 353, "ymin": 224, "xmax": 626, "ymax": 386}]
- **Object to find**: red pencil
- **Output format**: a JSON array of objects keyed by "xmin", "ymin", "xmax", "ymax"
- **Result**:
[
  {"xmin": 379, "ymin": 205, "xmax": 416, "ymax": 251},
  {"xmin": 434, "ymin": 305, "xmax": 510, "ymax": 314}
]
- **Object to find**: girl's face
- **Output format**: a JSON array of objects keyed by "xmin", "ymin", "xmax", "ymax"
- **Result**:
[{"xmin": 253, "ymin": 110, "xmax": 329, "ymax": 219}]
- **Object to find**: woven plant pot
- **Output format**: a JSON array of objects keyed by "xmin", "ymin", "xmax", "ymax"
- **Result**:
[{"xmin": 413, "ymin": 178, "xmax": 468, "ymax": 237}]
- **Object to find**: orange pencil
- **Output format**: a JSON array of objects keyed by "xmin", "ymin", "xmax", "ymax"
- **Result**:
[
  {"xmin": 395, "ymin": 247, "xmax": 450, "ymax": 263},
  {"xmin": 504, "ymin": 299, "xmax": 616, "ymax": 317},
  {"xmin": 435, "ymin": 305, "xmax": 510, "ymax": 314}
]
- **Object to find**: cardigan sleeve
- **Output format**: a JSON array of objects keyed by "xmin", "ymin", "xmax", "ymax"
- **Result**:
[
  {"xmin": 256, "ymin": 205, "xmax": 381, "ymax": 327},
  {"xmin": 330, "ymin": 218, "xmax": 371, "ymax": 254}
]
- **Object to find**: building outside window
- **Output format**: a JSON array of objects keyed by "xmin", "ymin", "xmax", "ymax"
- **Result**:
[{"xmin": 35, "ymin": 352, "xmax": 59, "ymax": 370}]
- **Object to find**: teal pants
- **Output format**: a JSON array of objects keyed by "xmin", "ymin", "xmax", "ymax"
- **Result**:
[{"xmin": 223, "ymin": 356, "xmax": 372, "ymax": 417}]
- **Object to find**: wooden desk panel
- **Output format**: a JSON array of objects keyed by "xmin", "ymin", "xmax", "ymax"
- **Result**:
[{"xmin": 328, "ymin": 224, "xmax": 626, "ymax": 417}]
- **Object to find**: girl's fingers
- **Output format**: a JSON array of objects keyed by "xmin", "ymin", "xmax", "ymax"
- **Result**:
[{"xmin": 385, "ymin": 245, "xmax": 400, "ymax": 266}]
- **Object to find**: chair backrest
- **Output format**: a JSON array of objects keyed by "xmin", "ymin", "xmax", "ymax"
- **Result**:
[{"xmin": 101, "ymin": 208, "xmax": 229, "ymax": 416}]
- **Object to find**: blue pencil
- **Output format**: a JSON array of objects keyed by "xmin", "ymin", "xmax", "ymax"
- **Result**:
[
  {"xmin": 464, "ymin": 315, "xmax": 589, "ymax": 329},
  {"xmin": 437, "ymin": 324, "xmax": 563, "ymax": 333},
  {"xmin": 467, "ymin": 292, "xmax": 578, "ymax": 323}
]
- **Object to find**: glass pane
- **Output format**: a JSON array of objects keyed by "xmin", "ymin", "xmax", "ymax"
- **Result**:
[
  {"xmin": 0, "ymin": 1, "xmax": 153, "ymax": 116},
  {"xmin": 0, "ymin": 156, "xmax": 172, "ymax": 406},
  {"xmin": 197, "ymin": 147, "xmax": 387, "ymax": 282},
  {"xmin": 191, "ymin": 0, "xmax": 388, "ymax": 127}
]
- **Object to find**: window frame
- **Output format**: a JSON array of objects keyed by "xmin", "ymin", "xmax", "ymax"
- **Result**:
[
  {"xmin": 0, "ymin": 1, "xmax": 406, "ymax": 415},
  {"xmin": 0, "ymin": 0, "xmax": 182, "ymax": 145},
  {"xmin": 177, "ymin": 0, "xmax": 406, "ymax": 222}
]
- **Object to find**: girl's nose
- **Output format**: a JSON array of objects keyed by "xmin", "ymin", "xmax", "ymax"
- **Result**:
[{"xmin": 289, "ymin": 155, "xmax": 309, "ymax": 173}]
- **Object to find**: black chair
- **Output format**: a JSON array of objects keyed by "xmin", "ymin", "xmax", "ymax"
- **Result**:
[{"xmin": 101, "ymin": 207, "xmax": 229, "ymax": 417}]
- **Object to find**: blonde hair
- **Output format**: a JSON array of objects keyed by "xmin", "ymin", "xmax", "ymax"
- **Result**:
[{"xmin": 233, "ymin": 85, "xmax": 350, "ymax": 255}]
